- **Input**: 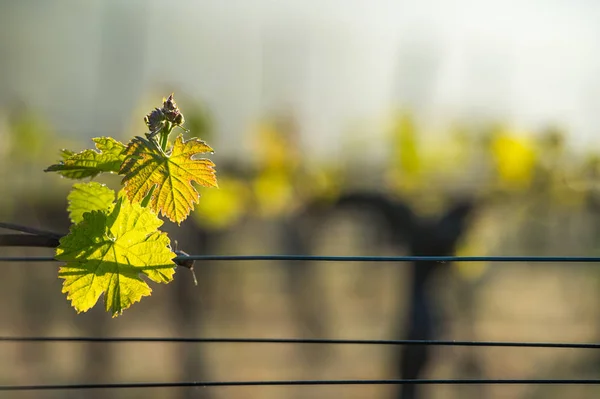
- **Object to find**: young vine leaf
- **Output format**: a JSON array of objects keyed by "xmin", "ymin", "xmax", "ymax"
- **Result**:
[
  {"xmin": 45, "ymin": 93, "xmax": 217, "ymax": 316},
  {"xmin": 57, "ymin": 196, "xmax": 176, "ymax": 317},
  {"xmin": 67, "ymin": 182, "xmax": 116, "ymax": 224},
  {"xmin": 45, "ymin": 137, "xmax": 127, "ymax": 179},
  {"xmin": 119, "ymin": 134, "xmax": 218, "ymax": 224}
]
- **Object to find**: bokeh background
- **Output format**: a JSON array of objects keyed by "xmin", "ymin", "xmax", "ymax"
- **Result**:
[{"xmin": 1, "ymin": 1, "xmax": 599, "ymax": 398}]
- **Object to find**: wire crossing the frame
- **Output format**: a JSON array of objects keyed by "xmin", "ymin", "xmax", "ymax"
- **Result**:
[
  {"xmin": 1, "ymin": 337, "xmax": 599, "ymax": 349},
  {"xmin": 3, "ymin": 254, "xmax": 600, "ymax": 263},
  {"xmin": 2, "ymin": 379, "xmax": 600, "ymax": 391}
]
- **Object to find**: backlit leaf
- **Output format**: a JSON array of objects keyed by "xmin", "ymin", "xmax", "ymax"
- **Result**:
[
  {"xmin": 67, "ymin": 182, "xmax": 116, "ymax": 224},
  {"xmin": 119, "ymin": 134, "xmax": 218, "ymax": 224},
  {"xmin": 392, "ymin": 112, "xmax": 420, "ymax": 176},
  {"xmin": 45, "ymin": 137, "xmax": 127, "ymax": 179},
  {"xmin": 56, "ymin": 197, "xmax": 176, "ymax": 317},
  {"xmin": 193, "ymin": 177, "xmax": 248, "ymax": 229},
  {"xmin": 491, "ymin": 133, "xmax": 537, "ymax": 189}
]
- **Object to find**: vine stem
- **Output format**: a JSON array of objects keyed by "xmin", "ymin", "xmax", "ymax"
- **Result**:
[
  {"xmin": 0, "ymin": 222, "xmax": 64, "ymax": 239},
  {"xmin": 0, "ymin": 234, "xmax": 60, "ymax": 247},
  {"xmin": 0, "ymin": 222, "xmax": 63, "ymax": 247},
  {"xmin": 0, "ymin": 222, "xmax": 194, "ymax": 271},
  {"xmin": 160, "ymin": 122, "xmax": 173, "ymax": 153}
]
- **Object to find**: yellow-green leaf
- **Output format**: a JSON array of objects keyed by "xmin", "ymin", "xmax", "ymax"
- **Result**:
[
  {"xmin": 119, "ymin": 134, "xmax": 218, "ymax": 224},
  {"xmin": 56, "ymin": 197, "xmax": 176, "ymax": 317},
  {"xmin": 45, "ymin": 137, "xmax": 127, "ymax": 179},
  {"xmin": 67, "ymin": 182, "xmax": 116, "ymax": 224}
]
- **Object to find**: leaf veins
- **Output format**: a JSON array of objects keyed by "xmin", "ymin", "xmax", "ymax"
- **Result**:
[{"xmin": 119, "ymin": 134, "xmax": 218, "ymax": 224}]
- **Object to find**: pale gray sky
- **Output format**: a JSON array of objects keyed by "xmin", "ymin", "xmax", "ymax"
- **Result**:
[{"xmin": 1, "ymin": 0, "xmax": 599, "ymax": 158}]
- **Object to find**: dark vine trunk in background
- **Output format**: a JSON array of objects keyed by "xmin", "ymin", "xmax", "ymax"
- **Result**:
[
  {"xmin": 332, "ymin": 192, "xmax": 475, "ymax": 399},
  {"xmin": 398, "ymin": 201, "xmax": 473, "ymax": 399}
]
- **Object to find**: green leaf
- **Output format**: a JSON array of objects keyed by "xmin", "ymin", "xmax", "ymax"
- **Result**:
[
  {"xmin": 60, "ymin": 149, "xmax": 75, "ymax": 159},
  {"xmin": 67, "ymin": 182, "xmax": 116, "ymax": 224},
  {"xmin": 56, "ymin": 197, "xmax": 176, "ymax": 317},
  {"xmin": 45, "ymin": 137, "xmax": 127, "ymax": 179},
  {"xmin": 120, "ymin": 134, "xmax": 218, "ymax": 224},
  {"xmin": 140, "ymin": 184, "xmax": 157, "ymax": 208}
]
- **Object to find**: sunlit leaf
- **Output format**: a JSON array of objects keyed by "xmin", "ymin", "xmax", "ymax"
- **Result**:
[
  {"xmin": 60, "ymin": 149, "xmax": 75, "ymax": 159},
  {"xmin": 67, "ymin": 182, "xmax": 116, "ymax": 224},
  {"xmin": 392, "ymin": 113, "xmax": 420, "ymax": 176},
  {"xmin": 56, "ymin": 197, "xmax": 176, "ymax": 317},
  {"xmin": 253, "ymin": 169, "xmax": 295, "ymax": 217},
  {"xmin": 120, "ymin": 134, "xmax": 218, "ymax": 224},
  {"xmin": 45, "ymin": 137, "xmax": 127, "ymax": 179},
  {"xmin": 255, "ymin": 120, "xmax": 298, "ymax": 169},
  {"xmin": 491, "ymin": 133, "xmax": 537, "ymax": 189},
  {"xmin": 193, "ymin": 177, "xmax": 248, "ymax": 229}
]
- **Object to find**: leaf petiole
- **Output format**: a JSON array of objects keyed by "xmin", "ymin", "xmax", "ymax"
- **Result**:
[{"xmin": 159, "ymin": 122, "xmax": 173, "ymax": 153}]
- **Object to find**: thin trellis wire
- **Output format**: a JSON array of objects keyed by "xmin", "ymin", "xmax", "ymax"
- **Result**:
[
  {"xmin": 1, "ymin": 337, "xmax": 599, "ymax": 349},
  {"xmin": 2, "ymin": 379, "xmax": 600, "ymax": 391},
  {"xmin": 3, "ymin": 254, "xmax": 599, "ymax": 391},
  {"xmin": 3, "ymin": 254, "xmax": 600, "ymax": 263}
]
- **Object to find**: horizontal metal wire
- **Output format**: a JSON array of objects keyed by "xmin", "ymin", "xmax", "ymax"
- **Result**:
[
  {"xmin": 2, "ymin": 379, "xmax": 600, "ymax": 391},
  {"xmin": 2, "ymin": 255, "xmax": 600, "ymax": 263},
  {"xmin": 1, "ymin": 337, "xmax": 598, "ymax": 349}
]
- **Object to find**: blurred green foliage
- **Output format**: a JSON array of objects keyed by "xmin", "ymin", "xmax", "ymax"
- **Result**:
[{"xmin": 2, "ymin": 97, "xmax": 599, "ymax": 236}]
